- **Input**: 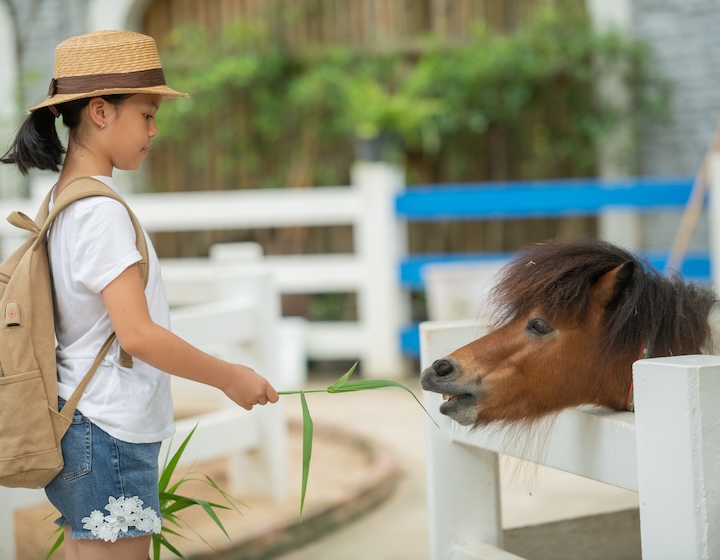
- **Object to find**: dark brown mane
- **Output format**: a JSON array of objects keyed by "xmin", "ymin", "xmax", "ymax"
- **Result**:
[{"xmin": 490, "ymin": 238, "xmax": 718, "ymax": 359}]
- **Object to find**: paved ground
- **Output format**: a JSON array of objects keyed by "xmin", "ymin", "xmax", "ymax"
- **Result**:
[
  {"xmin": 17, "ymin": 369, "xmax": 642, "ymax": 560},
  {"xmin": 275, "ymin": 371, "xmax": 641, "ymax": 560}
]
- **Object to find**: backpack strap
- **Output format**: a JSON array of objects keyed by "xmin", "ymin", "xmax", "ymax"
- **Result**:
[
  {"xmin": 57, "ymin": 332, "xmax": 118, "ymax": 429},
  {"xmin": 35, "ymin": 177, "xmax": 150, "ymax": 291},
  {"xmin": 13, "ymin": 177, "xmax": 150, "ymax": 367},
  {"xmin": 46, "ymin": 177, "xmax": 149, "ymax": 369}
]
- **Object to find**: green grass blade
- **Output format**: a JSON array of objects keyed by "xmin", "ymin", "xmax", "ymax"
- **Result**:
[
  {"xmin": 161, "ymin": 493, "xmax": 231, "ymax": 515},
  {"xmin": 195, "ymin": 499, "xmax": 231, "ymax": 538},
  {"xmin": 161, "ymin": 526, "xmax": 188, "ymax": 539},
  {"xmin": 331, "ymin": 379, "xmax": 439, "ymax": 427},
  {"xmin": 158, "ymin": 424, "xmax": 198, "ymax": 493},
  {"xmin": 152, "ymin": 532, "xmax": 162, "ymax": 560},
  {"xmin": 299, "ymin": 391, "xmax": 313, "ymax": 520},
  {"xmin": 156, "ymin": 532, "xmax": 189, "ymax": 559},
  {"xmin": 44, "ymin": 529, "xmax": 63, "ymax": 560},
  {"xmin": 326, "ymin": 361, "xmax": 358, "ymax": 391}
]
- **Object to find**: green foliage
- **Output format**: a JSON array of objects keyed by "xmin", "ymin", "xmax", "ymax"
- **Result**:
[
  {"xmin": 155, "ymin": 7, "xmax": 668, "ymax": 189},
  {"xmin": 46, "ymin": 426, "xmax": 242, "ymax": 560},
  {"xmin": 279, "ymin": 362, "xmax": 436, "ymax": 518}
]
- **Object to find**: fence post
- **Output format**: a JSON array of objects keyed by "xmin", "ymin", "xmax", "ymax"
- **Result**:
[
  {"xmin": 352, "ymin": 162, "xmax": 408, "ymax": 379},
  {"xmin": 633, "ymin": 355, "xmax": 720, "ymax": 559},
  {"xmin": 421, "ymin": 321, "xmax": 503, "ymax": 559},
  {"xmin": 213, "ymin": 260, "xmax": 289, "ymax": 502}
]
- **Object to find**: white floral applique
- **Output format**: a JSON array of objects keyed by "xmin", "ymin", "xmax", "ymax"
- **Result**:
[{"xmin": 81, "ymin": 495, "xmax": 162, "ymax": 542}]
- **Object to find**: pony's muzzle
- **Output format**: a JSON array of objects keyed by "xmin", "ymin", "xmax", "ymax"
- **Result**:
[
  {"xmin": 429, "ymin": 358, "xmax": 455, "ymax": 377},
  {"xmin": 420, "ymin": 359, "xmax": 460, "ymax": 390},
  {"xmin": 421, "ymin": 358, "xmax": 479, "ymax": 426}
]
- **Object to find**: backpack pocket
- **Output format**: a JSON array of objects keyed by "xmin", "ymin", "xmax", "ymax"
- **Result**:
[{"xmin": 0, "ymin": 370, "xmax": 62, "ymax": 480}]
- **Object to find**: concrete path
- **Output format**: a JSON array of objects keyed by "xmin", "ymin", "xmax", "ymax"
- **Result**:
[{"xmin": 276, "ymin": 371, "xmax": 640, "ymax": 560}]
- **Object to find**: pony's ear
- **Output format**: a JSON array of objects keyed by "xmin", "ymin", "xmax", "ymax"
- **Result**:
[{"xmin": 591, "ymin": 261, "xmax": 635, "ymax": 309}]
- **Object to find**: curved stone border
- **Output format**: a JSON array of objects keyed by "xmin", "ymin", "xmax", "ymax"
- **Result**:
[{"xmin": 194, "ymin": 419, "xmax": 403, "ymax": 560}]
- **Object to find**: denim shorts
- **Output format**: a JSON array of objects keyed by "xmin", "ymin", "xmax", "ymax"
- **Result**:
[{"xmin": 44, "ymin": 399, "xmax": 163, "ymax": 542}]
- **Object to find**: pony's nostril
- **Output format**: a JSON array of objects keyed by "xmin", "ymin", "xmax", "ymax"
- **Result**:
[{"xmin": 433, "ymin": 359, "xmax": 455, "ymax": 377}]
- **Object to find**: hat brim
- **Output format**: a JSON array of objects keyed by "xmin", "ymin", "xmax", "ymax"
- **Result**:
[{"xmin": 29, "ymin": 85, "xmax": 189, "ymax": 113}]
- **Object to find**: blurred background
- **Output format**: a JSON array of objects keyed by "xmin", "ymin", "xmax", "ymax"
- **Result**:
[
  {"xmin": 2, "ymin": 0, "xmax": 715, "ymax": 367},
  {"xmin": 2, "ymin": 2, "xmax": 719, "ymax": 559}
]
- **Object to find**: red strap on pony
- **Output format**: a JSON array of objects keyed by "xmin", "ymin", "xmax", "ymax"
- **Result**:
[{"xmin": 627, "ymin": 334, "xmax": 651, "ymax": 412}]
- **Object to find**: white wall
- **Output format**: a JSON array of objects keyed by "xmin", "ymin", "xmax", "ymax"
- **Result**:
[
  {"xmin": 86, "ymin": 0, "xmax": 150, "ymax": 32},
  {"xmin": 0, "ymin": 1, "xmax": 23, "ymax": 197}
]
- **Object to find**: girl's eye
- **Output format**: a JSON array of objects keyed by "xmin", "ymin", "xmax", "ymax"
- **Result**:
[
  {"xmin": 526, "ymin": 318, "xmax": 553, "ymax": 336},
  {"xmin": 144, "ymin": 114, "xmax": 154, "ymax": 120}
]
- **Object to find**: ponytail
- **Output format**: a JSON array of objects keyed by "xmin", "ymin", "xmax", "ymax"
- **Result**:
[
  {"xmin": 1, "ymin": 94, "xmax": 132, "ymax": 175},
  {"xmin": 1, "ymin": 107, "xmax": 65, "ymax": 175}
]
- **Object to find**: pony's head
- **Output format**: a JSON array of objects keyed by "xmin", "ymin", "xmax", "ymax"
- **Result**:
[{"xmin": 420, "ymin": 239, "xmax": 718, "ymax": 427}]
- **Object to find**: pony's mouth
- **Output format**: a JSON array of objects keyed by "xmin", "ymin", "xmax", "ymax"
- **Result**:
[
  {"xmin": 440, "ymin": 393, "xmax": 477, "ymax": 426},
  {"xmin": 440, "ymin": 393, "xmax": 474, "ymax": 415}
]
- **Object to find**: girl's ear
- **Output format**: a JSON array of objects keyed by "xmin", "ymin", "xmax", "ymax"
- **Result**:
[{"xmin": 86, "ymin": 97, "xmax": 107, "ymax": 128}]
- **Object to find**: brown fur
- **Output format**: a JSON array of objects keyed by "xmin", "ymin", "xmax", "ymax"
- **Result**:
[
  {"xmin": 491, "ymin": 239, "xmax": 717, "ymax": 359},
  {"xmin": 421, "ymin": 238, "xmax": 718, "ymax": 426}
]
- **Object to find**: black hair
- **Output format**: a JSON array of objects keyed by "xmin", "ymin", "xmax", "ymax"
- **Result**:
[{"xmin": 1, "ymin": 94, "xmax": 131, "ymax": 175}]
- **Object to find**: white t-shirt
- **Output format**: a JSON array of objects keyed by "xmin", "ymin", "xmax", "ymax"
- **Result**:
[{"xmin": 48, "ymin": 176, "xmax": 175, "ymax": 444}]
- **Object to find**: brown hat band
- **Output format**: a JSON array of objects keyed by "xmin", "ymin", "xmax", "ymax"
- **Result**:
[{"xmin": 47, "ymin": 68, "xmax": 167, "ymax": 97}]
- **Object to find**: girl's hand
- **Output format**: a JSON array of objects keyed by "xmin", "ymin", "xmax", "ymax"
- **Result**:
[{"xmin": 222, "ymin": 365, "xmax": 280, "ymax": 410}]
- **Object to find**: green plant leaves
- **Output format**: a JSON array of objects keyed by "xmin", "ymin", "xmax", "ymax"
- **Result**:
[
  {"xmin": 299, "ymin": 391, "xmax": 313, "ymax": 520},
  {"xmin": 279, "ymin": 361, "xmax": 437, "ymax": 518}
]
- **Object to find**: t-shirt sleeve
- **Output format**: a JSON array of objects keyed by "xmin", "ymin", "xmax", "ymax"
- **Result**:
[{"xmin": 71, "ymin": 199, "xmax": 143, "ymax": 293}]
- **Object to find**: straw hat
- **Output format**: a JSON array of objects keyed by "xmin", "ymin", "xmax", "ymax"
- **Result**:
[{"xmin": 29, "ymin": 30, "xmax": 189, "ymax": 113}]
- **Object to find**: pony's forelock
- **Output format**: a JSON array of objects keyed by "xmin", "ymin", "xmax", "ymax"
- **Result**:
[{"xmin": 489, "ymin": 239, "xmax": 718, "ymax": 360}]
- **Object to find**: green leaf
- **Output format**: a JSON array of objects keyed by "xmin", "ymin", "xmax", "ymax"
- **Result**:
[
  {"xmin": 154, "ymin": 532, "xmax": 189, "ymax": 559},
  {"xmin": 299, "ymin": 391, "xmax": 313, "ymax": 519},
  {"xmin": 152, "ymin": 532, "xmax": 161, "ymax": 560},
  {"xmin": 158, "ymin": 425, "xmax": 198, "ymax": 494},
  {"xmin": 326, "ymin": 361, "xmax": 358, "ymax": 391},
  {"xmin": 328, "ymin": 379, "xmax": 439, "ymax": 428},
  {"xmin": 44, "ymin": 529, "xmax": 63, "ymax": 560}
]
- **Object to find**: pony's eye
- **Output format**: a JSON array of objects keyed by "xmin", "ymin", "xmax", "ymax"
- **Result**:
[{"xmin": 527, "ymin": 318, "xmax": 553, "ymax": 336}]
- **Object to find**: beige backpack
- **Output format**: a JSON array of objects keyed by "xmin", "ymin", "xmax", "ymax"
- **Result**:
[{"xmin": 0, "ymin": 177, "xmax": 148, "ymax": 488}]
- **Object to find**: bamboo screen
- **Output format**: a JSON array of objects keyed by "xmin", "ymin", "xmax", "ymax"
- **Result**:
[{"xmin": 141, "ymin": 0, "xmax": 594, "ymax": 278}]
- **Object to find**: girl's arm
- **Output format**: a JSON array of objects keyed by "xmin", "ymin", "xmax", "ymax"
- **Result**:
[{"xmin": 101, "ymin": 263, "xmax": 279, "ymax": 410}]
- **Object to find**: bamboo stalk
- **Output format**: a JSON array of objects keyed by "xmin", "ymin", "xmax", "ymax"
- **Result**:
[{"xmin": 665, "ymin": 121, "xmax": 720, "ymax": 274}]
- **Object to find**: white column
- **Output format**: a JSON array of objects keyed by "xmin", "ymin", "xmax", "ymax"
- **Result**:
[
  {"xmin": 86, "ymin": 0, "xmax": 150, "ymax": 32},
  {"xmin": 421, "ymin": 321, "xmax": 503, "ymax": 559},
  {"xmin": 352, "ymin": 162, "xmax": 407, "ymax": 378},
  {"xmin": 633, "ymin": 355, "xmax": 720, "ymax": 559},
  {"xmin": 0, "ymin": 5, "xmax": 23, "ymax": 199},
  {"xmin": 586, "ymin": 0, "xmax": 642, "ymax": 249},
  {"xmin": 213, "ymin": 261, "xmax": 288, "ymax": 502}
]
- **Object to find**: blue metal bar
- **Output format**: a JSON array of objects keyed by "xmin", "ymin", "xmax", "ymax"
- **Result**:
[
  {"xmin": 400, "ymin": 251, "xmax": 711, "ymax": 290},
  {"xmin": 399, "ymin": 251, "xmax": 712, "ymax": 357},
  {"xmin": 396, "ymin": 176, "xmax": 695, "ymax": 221}
]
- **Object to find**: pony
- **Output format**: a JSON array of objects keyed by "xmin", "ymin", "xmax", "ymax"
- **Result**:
[{"xmin": 420, "ymin": 238, "xmax": 718, "ymax": 427}]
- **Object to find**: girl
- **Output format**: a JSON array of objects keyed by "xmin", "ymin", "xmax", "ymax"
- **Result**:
[{"xmin": 1, "ymin": 30, "xmax": 279, "ymax": 560}]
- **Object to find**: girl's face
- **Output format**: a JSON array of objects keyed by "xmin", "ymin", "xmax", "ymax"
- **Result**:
[{"xmin": 102, "ymin": 94, "xmax": 162, "ymax": 171}]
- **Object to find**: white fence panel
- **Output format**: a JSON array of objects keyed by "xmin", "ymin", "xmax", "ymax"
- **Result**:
[
  {"xmin": 421, "ymin": 321, "xmax": 720, "ymax": 560},
  {"xmin": 0, "ymin": 162, "xmax": 407, "ymax": 378},
  {"xmin": 0, "ymin": 247, "xmax": 289, "ymax": 560}
]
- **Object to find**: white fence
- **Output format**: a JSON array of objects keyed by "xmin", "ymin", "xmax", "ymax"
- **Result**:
[
  {"xmin": 0, "ymin": 162, "xmax": 407, "ymax": 379},
  {"xmin": 421, "ymin": 321, "xmax": 720, "ymax": 560},
  {"xmin": 0, "ymin": 248, "xmax": 290, "ymax": 560}
]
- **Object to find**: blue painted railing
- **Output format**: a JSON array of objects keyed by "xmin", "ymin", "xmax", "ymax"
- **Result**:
[{"xmin": 396, "ymin": 176, "xmax": 706, "ymax": 356}]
